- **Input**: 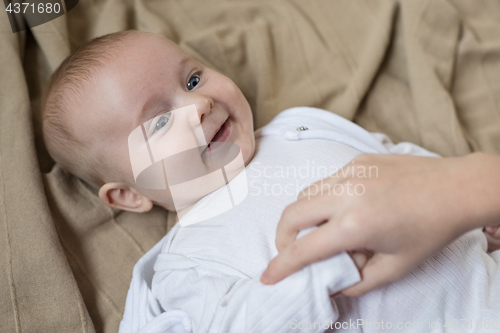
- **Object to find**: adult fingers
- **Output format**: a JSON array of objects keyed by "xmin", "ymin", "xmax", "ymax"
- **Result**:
[
  {"xmin": 340, "ymin": 253, "xmax": 409, "ymax": 297},
  {"xmin": 349, "ymin": 251, "xmax": 368, "ymax": 269},
  {"xmin": 485, "ymin": 225, "xmax": 499, "ymax": 234},
  {"xmin": 275, "ymin": 196, "xmax": 337, "ymax": 252},
  {"xmin": 262, "ymin": 217, "xmax": 364, "ymax": 285},
  {"xmin": 296, "ymin": 164, "xmax": 363, "ymax": 201}
]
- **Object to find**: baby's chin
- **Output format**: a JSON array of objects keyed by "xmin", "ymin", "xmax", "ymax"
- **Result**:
[
  {"xmin": 242, "ymin": 147, "xmax": 255, "ymax": 167},
  {"xmin": 237, "ymin": 136, "xmax": 256, "ymax": 167}
]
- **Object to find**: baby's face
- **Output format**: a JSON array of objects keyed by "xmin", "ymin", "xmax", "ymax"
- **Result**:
[{"xmin": 76, "ymin": 32, "xmax": 255, "ymax": 210}]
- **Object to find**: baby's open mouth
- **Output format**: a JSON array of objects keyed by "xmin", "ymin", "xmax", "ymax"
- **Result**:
[{"xmin": 208, "ymin": 118, "xmax": 230, "ymax": 147}]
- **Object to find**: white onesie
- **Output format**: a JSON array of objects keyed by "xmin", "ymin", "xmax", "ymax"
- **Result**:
[{"xmin": 119, "ymin": 107, "xmax": 499, "ymax": 333}]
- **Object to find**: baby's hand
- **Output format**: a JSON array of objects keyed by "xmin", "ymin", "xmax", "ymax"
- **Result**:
[{"xmin": 483, "ymin": 225, "xmax": 500, "ymax": 252}]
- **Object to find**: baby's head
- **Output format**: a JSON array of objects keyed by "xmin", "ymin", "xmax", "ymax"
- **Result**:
[{"xmin": 43, "ymin": 30, "xmax": 255, "ymax": 213}]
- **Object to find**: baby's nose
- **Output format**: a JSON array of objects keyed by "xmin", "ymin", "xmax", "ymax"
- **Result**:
[{"xmin": 194, "ymin": 98, "xmax": 214, "ymax": 123}]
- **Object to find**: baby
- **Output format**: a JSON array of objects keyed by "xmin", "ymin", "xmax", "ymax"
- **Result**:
[{"xmin": 43, "ymin": 31, "xmax": 500, "ymax": 333}]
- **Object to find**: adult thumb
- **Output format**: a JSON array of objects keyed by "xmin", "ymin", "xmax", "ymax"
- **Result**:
[{"xmin": 340, "ymin": 253, "xmax": 405, "ymax": 297}]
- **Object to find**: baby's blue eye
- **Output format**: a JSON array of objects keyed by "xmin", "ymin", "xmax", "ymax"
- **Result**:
[
  {"xmin": 187, "ymin": 75, "xmax": 200, "ymax": 91},
  {"xmin": 155, "ymin": 113, "xmax": 171, "ymax": 131}
]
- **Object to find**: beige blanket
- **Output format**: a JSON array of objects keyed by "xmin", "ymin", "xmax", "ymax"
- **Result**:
[{"xmin": 1, "ymin": 0, "xmax": 499, "ymax": 331}]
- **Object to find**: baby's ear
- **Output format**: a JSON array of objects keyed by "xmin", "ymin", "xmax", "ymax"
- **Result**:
[{"xmin": 98, "ymin": 183, "xmax": 153, "ymax": 213}]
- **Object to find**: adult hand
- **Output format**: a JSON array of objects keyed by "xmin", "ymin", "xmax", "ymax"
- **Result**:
[{"xmin": 260, "ymin": 152, "xmax": 500, "ymax": 296}]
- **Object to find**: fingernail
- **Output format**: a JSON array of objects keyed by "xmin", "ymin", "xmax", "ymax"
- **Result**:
[
  {"xmin": 486, "ymin": 225, "xmax": 498, "ymax": 233},
  {"xmin": 260, "ymin": 269, "xmax": 270, "ymax": 284}
]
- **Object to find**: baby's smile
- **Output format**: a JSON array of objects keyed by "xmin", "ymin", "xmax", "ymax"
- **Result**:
[{"xmin": 206, "ymin": 117, "xmax": 231, "ymax": 150}]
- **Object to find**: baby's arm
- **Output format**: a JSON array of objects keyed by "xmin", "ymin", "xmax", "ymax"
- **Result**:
[{"xmin": 151, "ymin": 251, "xmax": 360, "ymax": 333}]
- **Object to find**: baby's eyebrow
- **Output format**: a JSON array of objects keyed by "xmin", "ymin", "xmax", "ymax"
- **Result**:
[
  {"xmin": 136, "ymin": 99, "xmax": 159, "ymax": 130},
  {"xmin": 177, "ymin": 56, "xmax": 192, "ymax": 68}
]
